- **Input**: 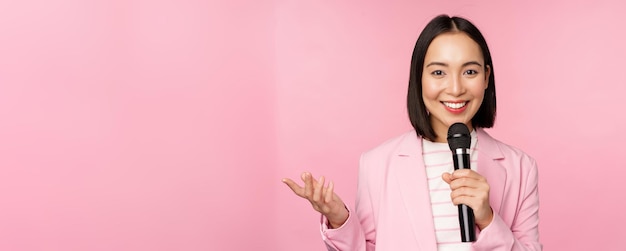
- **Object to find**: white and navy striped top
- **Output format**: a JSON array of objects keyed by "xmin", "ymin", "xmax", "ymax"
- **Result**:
[{"xmin": 421, "ymin": 130, "xmax": 478, "ymax": 251}]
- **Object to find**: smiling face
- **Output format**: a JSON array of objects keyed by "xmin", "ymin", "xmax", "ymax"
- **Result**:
[{"xmin": 422, "ymin": 32, "xmax": 491, "ymax": 142}]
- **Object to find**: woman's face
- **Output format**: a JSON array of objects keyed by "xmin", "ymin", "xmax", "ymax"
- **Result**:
[{"xmin": 422, "ymin": 32, "xmax": 490, "ymax": 142}]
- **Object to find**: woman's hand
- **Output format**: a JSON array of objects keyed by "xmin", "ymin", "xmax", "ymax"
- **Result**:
[
  {"xmin": 442, "ymin": 169, "xmax": 493, "ymax": 230},
  {"xmin": 282, "ymin": 172, "xmax": 349, "ymax": 229}
]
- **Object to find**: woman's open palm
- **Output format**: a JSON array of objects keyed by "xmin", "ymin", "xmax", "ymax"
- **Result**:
[{"xmin": 282, "ymin": 172, "xmax": 349, "ymax": 228}]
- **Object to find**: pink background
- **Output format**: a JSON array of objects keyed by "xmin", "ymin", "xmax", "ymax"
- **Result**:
[{"xmin": 1, "ymin": 0, "xmax": 625, "ymax": 250}]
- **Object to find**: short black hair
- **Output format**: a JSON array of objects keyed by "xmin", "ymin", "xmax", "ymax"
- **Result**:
[{"xmin": 407, "ymin": 15, "xmax": 496, "ymax": 141}]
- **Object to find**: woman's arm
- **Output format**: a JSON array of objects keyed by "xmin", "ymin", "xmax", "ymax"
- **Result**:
[{"xmin": 321, "ymin": 153, "xmax": 377, "ymax": 251}]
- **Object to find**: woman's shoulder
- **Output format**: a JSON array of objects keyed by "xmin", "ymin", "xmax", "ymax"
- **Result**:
[
  {"xmin": 361, "ymin": 130, "xmax": 420, "ymax": 159},
  {"xmin": 357, "ymin": 130, "xmax": 419, "ymax": 176},
  {"xmin": 477, "ymin": 129, "xmax": 538, "ymax": 167}
]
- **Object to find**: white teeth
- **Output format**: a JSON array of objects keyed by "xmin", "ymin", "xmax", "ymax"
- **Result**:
[{"xmin": 443, "ymin": 102, "xmax": 467, "ymax": 109}]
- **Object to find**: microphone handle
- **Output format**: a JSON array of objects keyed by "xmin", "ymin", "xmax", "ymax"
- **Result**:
[{"xmin": 453, "ymin": 149, "xmax": 476, "ymax": 242}]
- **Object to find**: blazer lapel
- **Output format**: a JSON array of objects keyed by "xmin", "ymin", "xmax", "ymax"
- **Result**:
[
  {"xmin": 391, "ymin": 131, "xmax": 437, "ymax": 250},
  {"xmin": 476, "ymin": 129, "xmax": 507, "ymax": 213}
]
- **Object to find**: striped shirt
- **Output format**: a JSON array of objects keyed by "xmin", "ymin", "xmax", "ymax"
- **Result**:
[{"xmin": 422, "ymin": 130, "xmax": 478, "ymax": 251}]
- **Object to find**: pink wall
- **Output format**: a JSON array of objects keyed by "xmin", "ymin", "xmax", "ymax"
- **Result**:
[
  {"xmin": 0, "ymin": 0, "xmax": 275, "ymax": 250},
  {"xmin": 1, "ymin": 0, "xmax": 625, "ymax": 250}
]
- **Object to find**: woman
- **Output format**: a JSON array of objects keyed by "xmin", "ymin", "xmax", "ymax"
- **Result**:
[{"xmin": 283, "ymin": 15, "xmax": 541, "ymax": 251}]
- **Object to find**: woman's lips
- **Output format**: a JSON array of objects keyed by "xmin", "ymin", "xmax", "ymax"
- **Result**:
[{"xmin": 442, "ymin": 101, "xmax": 468, "ymax": 114}]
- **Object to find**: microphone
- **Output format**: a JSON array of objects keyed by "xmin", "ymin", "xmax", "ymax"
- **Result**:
[{"xmin": 447, "ymin": 123, "xmax": 476, "ymax": 242}]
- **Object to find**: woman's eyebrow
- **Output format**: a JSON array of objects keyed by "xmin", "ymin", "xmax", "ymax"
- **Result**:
[
  {"xmin": 425, "ymin": 62, "xmax": 447, "ymax": 67},
  {"xmin": 426, "ymin": 61, "xmax": 483, "ymax": 67},
  {"xmin": 462, "ymin": 61, "xmax": 483, "ymax": 67}
]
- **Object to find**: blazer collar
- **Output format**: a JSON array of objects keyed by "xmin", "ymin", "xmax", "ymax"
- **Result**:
[
  {"xmin": 391, "ymin": 129, "xmax": 507, "ymax": 248},
  {"xmin": 476, "ymin": 129, "xmax": 504, "ymax": 160},
  {"xmin": 475, "ymin": 129, "xmax": 507, "ymax": 214}
]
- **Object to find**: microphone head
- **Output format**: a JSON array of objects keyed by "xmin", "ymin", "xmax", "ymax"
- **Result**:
[{"xmin": 447, "ymin": 123, "xmax": 471, "ymax": 150}]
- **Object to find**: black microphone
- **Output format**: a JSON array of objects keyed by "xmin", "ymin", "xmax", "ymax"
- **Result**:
[{"xmin": 447, "ymin": 123, "xmax": 476, "ymax": 242}]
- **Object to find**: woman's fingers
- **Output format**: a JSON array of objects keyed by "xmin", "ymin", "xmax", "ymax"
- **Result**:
[
  {"xmin": 449, "ymin": 177, "xmax": 482, "ymax": 190},
  {"xmin": 451, "ymin": 169, "xmax": 484, "ymax": 180},
  {"xmin": 313, "ymin": 176, "xmax": 325, "ymax": 202},
  {"xmin": 282, "ymin": 178, "xmax": 305, "ymax": 198},
  {"xmin": 283, "ymin": 172, "xmax": 346, "ymax": 220},
  {"xmin": 442, "ymin": 172, "xmax": 453, "ymax": 184},
  {"xmin": 444, "ymin": 169, "xmax": 493, "ymax": 229},
  {"xmin": 449, "ymin": 187, "xmax": 487, "ymax": 214},
  {"xmin": 286, "ymin": 172, "xmax": 331, "ymax": 203},
  {"xmin": 444, "ymin": 170, "xmax": 488, "ymax": 189},
  {"xmin": 451, "ymin": 194, "xmax": 476, "ymax": 207},
  {"xmin": 303, "ymin": 172, "xmax": 314, "ymax": 198},
  {"xmin": 448, "ymin": 179, "xmax": 489, "ymax": 202},
  {"xmin": 286, "ymin": 173, "xmax": 349, "ymax": 228},
  {"xmin": 325, "ymin": 180, "xmax": 334, "ymax": 203}
]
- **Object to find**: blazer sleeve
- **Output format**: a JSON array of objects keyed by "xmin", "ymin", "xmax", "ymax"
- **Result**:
[
  {"xmin": 472, "ymin": 156, "xmax": 542, "ymax": 251},
  {"xmin": 320, "ymin": 153, "xmax": 376, "ymax": 251}
]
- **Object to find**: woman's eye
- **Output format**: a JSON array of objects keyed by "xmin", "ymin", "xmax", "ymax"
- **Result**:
[
  {"xmin": 464, "ymin": 69, "xmax": 478, "ymax": 75},
  {"xmin": 431, "ymin": 70, "xmax": 444, "ymax": 76}
]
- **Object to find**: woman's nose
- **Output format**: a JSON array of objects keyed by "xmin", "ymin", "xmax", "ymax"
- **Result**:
[{"xmin": 446, "ymin": 74, "xmax": 465, "ymax": 96}]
